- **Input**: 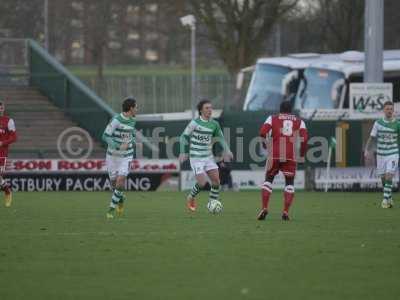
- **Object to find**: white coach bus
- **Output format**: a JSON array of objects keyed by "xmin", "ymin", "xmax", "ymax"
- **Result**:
[
  {"xmin": 293, "ymin": 50, "xmax": 400, "ymax": 114},
  {"xmin": 241, "ymin": 53, "xmax": 338, "ymax": 111},
  {"xmin": 241, "ymin": 51, "xmax": 400, "ymax": 116}
]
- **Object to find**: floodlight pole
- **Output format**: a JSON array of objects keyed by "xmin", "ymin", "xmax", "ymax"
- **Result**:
[
  {"xmin": 190, "ymin": 23, "xmax": 196, "ymax": 119},
  {"xmin": 44, "ymin": 0, "xmax": 49, "ymax": 50},
  {"xmin": 364, "ymin": 0, "xmax": 384, "ymax": 82},
  {"xmin": 180, "ymin": 15, "xmax": 197, "ymax": 118}
]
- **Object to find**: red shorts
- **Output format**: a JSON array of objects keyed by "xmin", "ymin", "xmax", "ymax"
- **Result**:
[{"xmin": 266, "ymin": 158, "xmax": 296, "ymax": 178}]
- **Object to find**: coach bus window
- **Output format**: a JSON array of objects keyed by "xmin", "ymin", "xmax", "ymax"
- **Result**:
[
  {"xmin": 294, "ymin": 68, "xmax": 345, "ymax": 109},
  {"xmin": 244, "ymin": 64, "xmax": 291, "ymax": 111}
]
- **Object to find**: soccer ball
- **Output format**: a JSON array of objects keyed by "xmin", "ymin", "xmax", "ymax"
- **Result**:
[{"xmin": 207, "ymin": 200, "xmax": 223, "ymax": 214}]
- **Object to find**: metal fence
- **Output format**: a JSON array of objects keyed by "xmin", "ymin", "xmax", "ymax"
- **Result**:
[
  {"xmin": 81, "ymin": 74, "xmax": 235, "ymax": 114},
  {"xmin": 29, "ymin": 39, "xmax": 114, "ymax": 142},
  {"xmin": 0, "ymin": 38, "xmax": 239, "ymax": 114}
]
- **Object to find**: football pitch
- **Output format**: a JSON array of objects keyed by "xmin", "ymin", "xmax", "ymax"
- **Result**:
[{"xmin": 0, "ymin": 191, "xmax": 399, "ymax": 300}]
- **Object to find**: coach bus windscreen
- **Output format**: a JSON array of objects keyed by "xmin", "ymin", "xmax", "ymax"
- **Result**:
[
  {"xmin": 294, "ymin": 68, "xmax": 345, "ymax": 109},
  {"xmin": 244, "ymin": 64, "xmax": 291, "ymax": 111}
]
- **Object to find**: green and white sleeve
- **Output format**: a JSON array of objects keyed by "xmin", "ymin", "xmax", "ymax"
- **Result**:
[
  {"xmin": 102, "ymin": 119, "xmax": 119, "ymax": 149},
  {"xmin": 398, "ymin": 121, "xmax": 400, "ymax": 144},
  {"xmin": 370, "ymin": 121, "xmax": 378, "ymax": 138},
  {"xmin": 179, "ymin": 120, "xmax": 196, "ymax": 154},
  {"xmin": 213, "ymin": 123, "xmax": 231, "ymax": 154}
]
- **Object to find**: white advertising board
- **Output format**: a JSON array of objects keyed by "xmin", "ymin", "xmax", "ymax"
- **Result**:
[
  {"xmin": 180, "ymin": 170, "xmax": 305, "ymax": 191},
  {"xmin": 349, "ymin": 83, "xmax": 393, "ymax": 118}
]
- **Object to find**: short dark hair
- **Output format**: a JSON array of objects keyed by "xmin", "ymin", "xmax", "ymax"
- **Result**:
[
  {"xmin": 197, "ymin": 99, "xmax": 211, "ymax": 116},
  {"xmin": 280, "ymin": 101, "xmax": 292, "ymax": 113},
  {"xmin": 383, "ymin": 101, "xmax": 394, "ymax": 108},
  {"xmin": 122, "ymin": 97, "xmax": 136, "ymax": 112}
]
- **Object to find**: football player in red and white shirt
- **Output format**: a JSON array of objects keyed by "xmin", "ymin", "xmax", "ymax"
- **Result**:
[
  {"xmin": 0, "ymin": 100, "xmax": 17, "ymax": 207},
  {"xmin": 257, "ymin": 101, "xmax": 308, "ymax": 221}
]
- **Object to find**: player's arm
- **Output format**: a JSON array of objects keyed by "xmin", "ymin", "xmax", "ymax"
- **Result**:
[
  {"xmin": 398, "ymin": 121, "xmax": 400, "ymax": 148},
  {"xmin": 130, "ymin": 128, "xmax": 136, "ymax": 146},
  {"xmin": 129, "ymin": 128, "xmax": 136, "ymax": 154},
  {"xmin": 259, "ymin": 116, "xmax": 272, "ymax": 149},
  {"xmin": 364, "ymin": 136, "xmax": 376, "ymax": 153},
  {"xmin": 299, "ymin": 120, "xmax": 308, "ymax": 159},
  {"xmin": 213, "ymin": 122, "xmax": 233, "ymax": 160},
  {"xmin": 102, "ymin": 119, "xmax": 121, "ymax": 149},
  {"xmin": 0, "ymin": 118, "xmax": 17, "ymax": 147},
  {"xmin": 179, "ymin": 121, "xmax": 195, "ymax": 162},
  {"xmin": 364, "ymin": 121, "xmax": 377, "ymax": 157}
]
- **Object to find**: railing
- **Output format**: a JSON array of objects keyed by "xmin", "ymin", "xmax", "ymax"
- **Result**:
[
  {"xmin": 81, "ymin": 74, "xmax": 235, "ymax": 114},
  {"xmin": 28, "ymin": 39, "xmax": 114, "ymax": 142},
  {"xmin": 27, "ymin": 39, "xmax": 158, "ymax": 157}
]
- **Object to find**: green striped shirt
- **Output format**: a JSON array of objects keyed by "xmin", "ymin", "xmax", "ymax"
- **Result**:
[
  {"xmin": 180, "ymin": 117, "xmax": 229, "ymax": 159},
  {"xmin": 370, "ymin": 118, "xmax": 400, "ymax": 156},
  {"xmin": 102, "ymin": 113, "xmax": 136, "ymax": 158}
]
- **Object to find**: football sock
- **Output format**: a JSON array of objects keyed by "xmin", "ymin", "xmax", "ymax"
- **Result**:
[
  {"xmin": 110, "ymin": 189, "xmax": 124, "ymax": 209},
  {"xmin": 209, "ymin": 185, "xmax": 220, "ymax": 202},
  {"xmin": 261, "ymin": 181, "xmax": 272, "ymax": 210},
  {"xmin": 383, "ymin": 179, "xmax": 392, "ymax": 202},
  {"xmin": 0, "ymin": 180, "xmax": 11, "ymax": 195},
  {"xmin": 189, "ymin": 183, "xmax": 201, "ymax": 199},
  {"xmin": 283, "ymin": 185, "xmax": 295, "ymax": 213}
]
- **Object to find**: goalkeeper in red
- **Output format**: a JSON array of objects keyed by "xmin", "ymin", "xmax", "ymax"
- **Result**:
[
  {"xmin": 257, "ymin": 101, "xmax": 308, "ymax": 221},
  {"xmin": 0, "ymin": 100, "xmax": 17, "ymax": 207}
]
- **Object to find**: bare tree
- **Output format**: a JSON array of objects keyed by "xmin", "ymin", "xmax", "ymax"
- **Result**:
[
  {"xmin": 153, "ymin": 0, "xmax": 188, "ymax": 64},
  {"xmin": 48, "ymin": 0, "xmax": 77, "ymax": 62},
  {"xmin": 190, "ymin": 0, "xmax": 298, "ymax": 75},
  {"xmin": 384, "ymin": 0, "xmax": 400, "ymax": 49},
  {"xmin": 318, "ymin": 0, "xmax": 364, "ymax": 52},
  {"xmin": 0, "ymin": 0, "xmax": 43, "ymax": 39},
  {"xmin": 189, "ymin": 0, "xmax": 298, "ymax": 108},
  {"xmin": 82, "ymin": 0, "xmax": 113, "ymax": 79}
]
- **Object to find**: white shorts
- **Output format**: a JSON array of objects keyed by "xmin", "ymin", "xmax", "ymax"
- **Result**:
[
  {"xmin": 376, "ymin": 155, "xmax": 399, "ymax": 176},
  {"xmin": 190, "ymin": 157, "xmax": 218, "ymax": 176},
  {"xmin": 106, "ymin": 155, "xmax": 131, "ymax": 180}
]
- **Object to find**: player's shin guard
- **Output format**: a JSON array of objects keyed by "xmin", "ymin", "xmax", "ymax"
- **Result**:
[
  {"xmin": 209, "ymin": 185, "xmax": 220, "ymax": 202},
  {"xmin": 283, "ymin": 185, "xmax": 295, "ymax": 213},
  {"xmin": 383, "ymin": 179, "xmax": 393, "ymax": 203},
  {"xmin": 110, "ymin": 189, "xmax": 124, "ymax": 209},
  {"xmin": 261, "ymin": 181, "xmax": 272, "ymax": 210},
  {"xmin": 189, "ymin": 183, "xmax": 201, "ymax": 199}
]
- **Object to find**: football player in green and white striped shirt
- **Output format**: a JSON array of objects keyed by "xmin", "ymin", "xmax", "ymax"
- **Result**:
[
  {"xmin": 365, "ymin": 101, "xmax": 400, "ymax": 208},
  {"xmin": 179, "ymin": 99, "xmax": 233, "ymax": 212},
  {"xmin": 102, "ymin": 97, "xmax": 137, "ymax": 218}
]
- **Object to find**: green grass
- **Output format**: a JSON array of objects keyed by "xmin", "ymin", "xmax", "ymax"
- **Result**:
[
  {"xmin": 0, "ymin": 191, "xmax": 399, "ymax": 300},
  {"xmin": 67, "ymin": 65, "xmax": 229, "ymax": 77}
]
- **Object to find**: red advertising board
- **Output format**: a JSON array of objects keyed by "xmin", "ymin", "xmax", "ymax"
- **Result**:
[{"xmin": 4, "ymin": 159, "xmax": 180, "ymax": 173}]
